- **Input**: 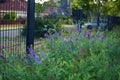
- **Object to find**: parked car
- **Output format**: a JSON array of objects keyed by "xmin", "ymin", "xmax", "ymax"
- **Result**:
[{"xmin": 84, "ymin": 20, "xmax": 107, "ymax": 29}]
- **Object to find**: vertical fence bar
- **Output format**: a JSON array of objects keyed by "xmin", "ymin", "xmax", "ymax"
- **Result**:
[{"xmin": 26, "ymin": 0, "xmax": 35, "ymax": 51}]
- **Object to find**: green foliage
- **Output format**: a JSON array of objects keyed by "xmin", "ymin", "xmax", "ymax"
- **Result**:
[
  {"xmin": 70, "ymin": 0, "xmax": 120, "ymax": 17},
  {"xmin": 55, "ymin": 15, "xmax": 73, "ymax": 25},
  {"xmin": 3, "ymin": 12, "xmax": 16, "ymax": 20},
  {"xmin": 35, "ymin": 2, "xmax": 48, "ymax": 17},
  {"xmin": 22, "ymin": 18, "xmax": 63, "ymax": 38},
  {"xmin": 0, "ymin": 26, "xmax": 120, "ymax": 80},
  {"xmin": 102, "ymin": 0, "xmax": 120, "ymax": 16},
  {"xmin": 3, "ymin": 14, "xmax": 10, "ymax": 20}
]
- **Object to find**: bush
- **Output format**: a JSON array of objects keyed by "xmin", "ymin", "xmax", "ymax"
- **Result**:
[
  {"xmin": 0, "ymin": 27, "xmax": 120, "ymax": 80},
  {"xmin": 42, "ymin": 29, "xmax": 120, "ymax": 80},
  {"xmin": 3, "ymin": 14, "xmax": 10, "ymax": 20},
  {"xmin": 3, "ymin": 12, "xmax": 16, "ymax": 20},
  {"xmin": 22, "ymin": 18, "xmax": 63, "ymax": 38}
]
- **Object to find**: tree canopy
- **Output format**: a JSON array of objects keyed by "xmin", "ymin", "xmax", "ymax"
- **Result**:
[
  {"xmin": 70, "ymin": 0, "xmax": 120, "ymax": 17},
  {"xmin": 35, "ymin": 0, "xmax": 120, "ymax": 17}
]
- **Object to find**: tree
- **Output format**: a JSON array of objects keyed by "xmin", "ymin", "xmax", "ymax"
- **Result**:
[
  {"xmin": 35, "ymin": 1, "xmax": 49, "ymax": 17},
  {"xmin": 102, "ymin": 0, "xmax": 120, "ymax": 17},
  {"xmin": 70, "ymin": 0, "xmax": 120, "ymax": 17}
]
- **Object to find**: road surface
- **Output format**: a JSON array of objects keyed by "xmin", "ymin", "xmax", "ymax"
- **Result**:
[{"xmin": 0, "ymin": 29, "xmax": 23, "ymax": 37}]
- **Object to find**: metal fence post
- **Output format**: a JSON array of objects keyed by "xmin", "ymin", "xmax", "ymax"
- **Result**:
[{"xmin": 26, "ymin": 0, "xmax": 35, "ymax": 51}]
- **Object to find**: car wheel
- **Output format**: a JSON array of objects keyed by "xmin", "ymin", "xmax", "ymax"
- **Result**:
[{"xmin": 87, "ymin": 25, "xmax": 92, "ymax": 29}]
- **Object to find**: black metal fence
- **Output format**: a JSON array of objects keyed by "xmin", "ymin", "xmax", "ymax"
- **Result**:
[
  {"xmin": 0, "ymin": 0, "xmax": 50, "ymax": 56},
  {"xmin": 0, "ymin": 0, "xmax": 31, "ymax": 55},
  {"xmin": 1, "ymin": 0, "xmax": 120, "ymax": 55}
]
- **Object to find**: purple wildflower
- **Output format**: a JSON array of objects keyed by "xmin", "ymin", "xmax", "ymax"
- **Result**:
[
  {"xmin": 91, "ymin": 40, "xmax": 94, "ymax": 45},
  {"xmin": 48, "ymin": 29, "xmax": 51, "ymax": 34},
  {"xmin": 62, "ymin": 37, "xmax": 66, "ymax": 43},
  {"xmin": 59, "ymin": 30, "xmax": 63, "ymax": 35},
  {"xmin": 96, "ymin": 34, "xmax": 101, "ymax": 39},
  {"xmin": 27, "ymin": 48, "xmax": 35, "ymax": 57},
  {"xmin": 87, "ymin": 30, "xmax": 91, "ymax": 39},
  {"xmin": 44, "ymin": 33, "xmax": 49, "ymax": 38},
  {"xmin": 40, "ymin": 52, "xmax": 44, "ymax": 58},
  {"xmin": 55, "ymin": 32, "xmax": 59, "ymax": 39},
  {"xmin": 68, "ymin": 46, "xmax": 72, "ymax": 51},
  {"xmin": 78, "ymin": 24, "xmax": 81, "ymax": 35},
  {"xmin": 27, "ymin": 48, "xmax": 41, "ymax": 64},
  {"xmin": 24, "ymin": 53, "xmax": 32, "ymax": 63},
  {"xmin": 35, "ymin": 57, "xmax": 41, "ymax": 64},
  {"xmin": 24, "ymin": 53, "xmax": 28, "ymax": 58},
  {"xmin": 69, "ymin": 36, "xmax": 73, "ymax": 42}
]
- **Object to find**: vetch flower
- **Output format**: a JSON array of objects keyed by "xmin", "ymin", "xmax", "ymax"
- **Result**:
[
  {"xmin": 24, "ymin": 53, "xmax": 28, "ymax": 58},
  {"xmin": 54, "ymin": 31, "xmax": 59, "ymax": 39},
  {"xmin": 62, "ymin": 37, "xmax": 66, "ymax": 43},
  {"xmin": 68, "ymin": 46, "xmax": 72, "ymax": 51},
  {"xmin": 69, "ymin": 36, "xmax": 73, "ymax": 42},
  {"xmin": 96, "ymin": 34, "xmax": 101, "ymax": 39},
  {"xmin": 91, "ymin": 40, "xmax": 94, "ymax": 45},
  {"xmin": 59, "ymin": 29, "xmax": 63, "ymax": 35},
  {"xmin": 27, "ymin": 47, "xmax": 35, "ymax": 57},
  {"xmin": 48, "ymin": 29, "xmax": 51, "ymax": 34},
  {"xmin": 24, "ymin": 53, "xmax": 32, "ymax": 63},
  {"xmin": 40, "ymin": 52, "xmax": 44, "ymax": 58},
  {"xmin": 27, "ymin": 48, "xmax": 41, "ymax": 64},
  {"xmin": 87, "ymin": 30, "xmax": 91, "ymax": 39},
  {"xmin": 44, "ymin": 33, "xmax": 49, "ymax": 38},
  {"xmin": 78, "ymin": 24, "xmax": 81, "ymax": 35},
  {"xmin": 35, "ymin": 57, "xmax": 41, "ymax": 64}
]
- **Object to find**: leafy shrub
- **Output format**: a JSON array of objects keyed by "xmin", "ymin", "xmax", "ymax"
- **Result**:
[
  {"xmin": 42, "ymin": 29, "xmax": 120, "ymax": 80},
  {"xmin": 22, "ymin": 18, "xmax": 63, "ymax": 38},
  {"xmin": 3, "ymin": 12, "xmax": 16, "ymax": 20},
  {"xmin": 3, "ymin": 14, "xmax": 10, "ymax": 20},
  {"xmin": 0, "ymin": 26, "xmax": 120, "ymax": 80},
  {"xmin": 10, "ymin": 12, "xmax": 17, "ymax": 20}
]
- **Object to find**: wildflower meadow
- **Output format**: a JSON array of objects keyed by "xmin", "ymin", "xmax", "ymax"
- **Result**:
[{"xmin": 0, "ymin": 26, "xmax": 120, "ymax": 80}]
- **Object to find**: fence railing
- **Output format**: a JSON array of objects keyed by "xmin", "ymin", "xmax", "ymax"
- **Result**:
[
  {"xmin": 0, "ymin": 19, "xmax": 26, "ymax": 24},
  {"xmin": 0, "ymin": 0, "xmax": 28, "ymax": 54}
]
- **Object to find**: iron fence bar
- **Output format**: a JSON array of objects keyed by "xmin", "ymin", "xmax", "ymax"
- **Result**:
[{"xmin": 26, "ymin": 0, "xmax": 35, "ymax": 51}]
